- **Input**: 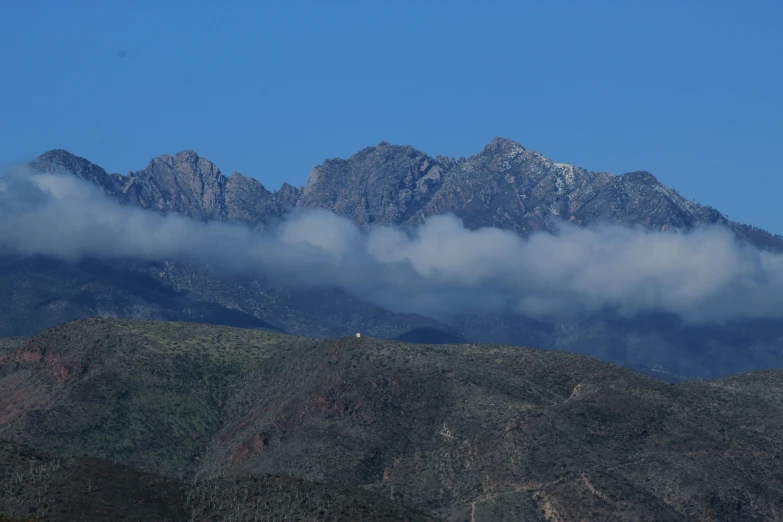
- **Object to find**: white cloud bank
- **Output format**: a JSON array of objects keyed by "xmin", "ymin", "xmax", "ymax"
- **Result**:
[{"xmin": 1, "ymin": 169, "xmax": 781, "ymax": 323}]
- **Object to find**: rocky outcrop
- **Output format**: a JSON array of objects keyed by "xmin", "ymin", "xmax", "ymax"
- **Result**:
[
  {"xmin": 120, "ymin": 150, "xmax": 298, "ymax": 226},
  {"xmin": 121, "ymin": 150, "xmax": 227, "ymax": 220},
  {"xmin": 298, "ymin": 142, "xmax": 441, "ymax": 225}
]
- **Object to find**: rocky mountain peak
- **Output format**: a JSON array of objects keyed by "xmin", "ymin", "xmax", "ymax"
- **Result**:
[
  {"xmin": 30, "ymin": 149, "xmax": 117, "ymax": 196},
  {"xmin": 227, "ymin": 171, "xmax": 270, "ymax": 193},
  {"xmin": 144, "ymin": 150, "xmax": 222, "ymax": 183},
  {"xmin": 332, "ymin": 141, "xmax": 427, "ymax": 167},
  {"xmin": 299, "ymin": 142, "xmax": 438, "ymax": 225},
  {"xmin": 120, "ymin": 151, "xmax": 227, "ymax": 221},
  {"xmin": 173, "ymin": 149, "xmax": 200, "ymax": 160},
  {"xmin": 34, "ymin": 149, "xmax": 86, "ymax": 166},
  {"xmin": 619, "ymin": 170, "xmax": 661, "ymax": 186},
  {"xmin": 277, "ymin": 182, "xmax": 302, "ymax": 202},
  {"xmin": 478, "ymin": 136, "xmax": 527, "ymax": 156}
]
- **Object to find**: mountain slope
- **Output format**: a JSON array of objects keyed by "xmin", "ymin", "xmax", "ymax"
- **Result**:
[
  {"xmin": 0, "ymin": 338, "xmax": 25, "ymax": 355},
  {"xmin": 0, "ymin": 255, "xmax": 283, "ymax": 337},
  {"xmin": 140, "ymin": 259, "xmax": 465, "ymax": 341},
  {"xmin": 0, "ymin": 440, "xmax": 432, "ymax": 522},
  {"xmin": 0, "ymin": 252, "xmax": 462, "ymax": 341},
  {"xmin": 456, "ymin": 309, "xmax": 783, "ymax": 380},
  {"xmin": 2, "ymin": 319, "xmax": 783, "ymax": 520}
]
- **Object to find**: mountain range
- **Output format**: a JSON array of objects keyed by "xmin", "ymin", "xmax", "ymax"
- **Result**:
[
  {"xmin": 31, "ymin": 138, "xmax": 783, "ymax": 249},
  {"xmin": 4, "ymin": 137, "xmax": 783, "ymax": 379}
]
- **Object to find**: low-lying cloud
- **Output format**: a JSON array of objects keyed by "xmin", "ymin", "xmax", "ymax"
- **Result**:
[{"xmin": 1, "ymin": 169, "xmax": 782, "ymax": 323}]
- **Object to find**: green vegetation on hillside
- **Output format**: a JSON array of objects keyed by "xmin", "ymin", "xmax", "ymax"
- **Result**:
[
  {"xmin": 0, "ymin": 319, "xmax": 311, "ymax": 477},
  {"xmin": 0, "ymin": 440, "xmax": 432, "ymax": 521},
  {"xmin": 2, "ymin": 318, "xmax": 783, "ymax": 520},
  {"xmin": 0, "ymin": 338, "xmax": 25, "ymax": 355}
]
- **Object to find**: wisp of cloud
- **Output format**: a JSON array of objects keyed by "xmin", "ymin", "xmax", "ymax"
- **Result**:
[{"xmin": 1, "ymin": 169, "xmax": 782, "ymax": 323}]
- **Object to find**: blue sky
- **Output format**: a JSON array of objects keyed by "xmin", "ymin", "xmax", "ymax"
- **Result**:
[{"xmin": 2, "ymin": 0, "xmax": 781, "ymax": 232}]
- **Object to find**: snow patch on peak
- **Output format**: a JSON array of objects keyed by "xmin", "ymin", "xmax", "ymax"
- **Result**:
[
  {"xmin": 500, "ymin": 143, "xmax": 527, "ymax": 171},
  {"xmin": 506, "ymin": 143, "xmax": 525, "ymax": 159},
  {"xmin": 554, "ymin": 162, "xmax": 577, "ymax": 189}
]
